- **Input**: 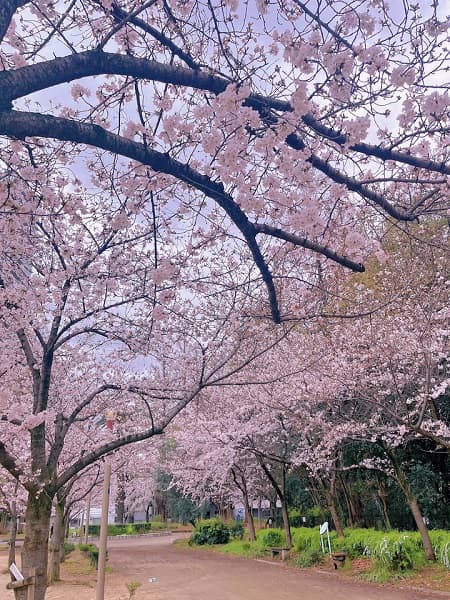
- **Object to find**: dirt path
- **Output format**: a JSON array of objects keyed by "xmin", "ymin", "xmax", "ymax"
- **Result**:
[{"xmin": 2, "ymin": 535, "xmax": 449, "ymax": 600}]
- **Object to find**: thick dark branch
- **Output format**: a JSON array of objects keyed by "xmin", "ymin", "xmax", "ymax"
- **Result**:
[
  {"xmin": 0, "ymin": 109, "xmax": 281, "ymax": 322},
  {"xmin": 0, "ymin": 50, "xmax": 227, "ymax": 107},
  {"xmin": 301, "ymin": 114, "xmax": 450, "ymax": 175},
  {"xmin": 254, "ymin": 223, "xmax": 364, "ymax": 272},
  {"xmin": 67, "ymin": 384, "xmax": 121, "ymax": 426},
  {"xmin": 55, "ymin": 426, "xmax": 162, "ymax": 490},
  {"xmin": 1, "ymin": 49, "xmax": 448, "ymax": 180},
  {"xmin": 285, "ymin": 132, "xmax": 416, "ymax": 221},
  {"xmin": 0, "ymin": 440, "xmax": 23, "ymax": 482}
]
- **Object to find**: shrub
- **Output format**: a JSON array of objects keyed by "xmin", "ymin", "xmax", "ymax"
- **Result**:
[
  {"xmin": 78, "ymin": 543, "xmax": 101, "ymax": 568},
  {"xmin": 64, "ymin": 541, "xmax": 75, "ymax": 556},
  {"xmin": 257, "ymin": 528, "xmax": 285, "ymax": 548},
  {"xmin": 229, "ymin": 521, "xmax": 244, "ymax": 540},
  {"xmin": 88, "ymin": 524, "xmax": 100, "ymax": 536},
  {"xmin": 133, "ymin": 522, "xmax": 152, "ymax": 533},
  {"xmin": 430, "ymin": 530, "xmax": 450, "ymax": 569},
  {"xmin": 296, "ymin": 548, "xmax": 324, "ymax": 567},
  {"xmin": 372, "ymin": 534, "xmax": 422, "ymax": 571},
  {"xmin": 292, "ymin": 527, "xmax": 320, "ymax": 552},
  {"xmin": 189, "ymin": 519, "xmax": 230, "ymax": 545}
]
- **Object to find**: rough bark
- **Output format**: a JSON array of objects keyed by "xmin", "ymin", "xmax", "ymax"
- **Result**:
[
  {"xmin": 8, "ymin": 497, "xmax": 17, "ymax": 567},
  {"xmin": 378, "ymin": 483, "xmax": 392, "ymax": 530},
  {"xmin": 320, "ymin": 472, "xmax": 344, "ymax": 538},
  {"xmin": 17, "ymin": 491, "xmax": 52, "ymax": 600},
  {"xmin": 48, "ymin": 498, "xmax": 64, "ymax": 583},
  {"xmin": 383, "ymin": 444, "xmax": 435, "ymax": 561},
  {"xmin": 259, "ymin": 461, "xmax": 292, "ymax": 548},
  {"xmin": 231, "ymin": 469, "xmax": 256, "ymax": 542},
  {"xmin": 242, "ymin": 486, "xmax": 256, "ymax": 542},
  {"xmin": 115, "ymin": 476, "xmax": 126, "ymax": 524}
]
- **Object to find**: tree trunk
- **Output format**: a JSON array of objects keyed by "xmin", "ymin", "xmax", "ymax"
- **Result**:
[
  {"xmin": 258, "ymin": 460, "xmax": 292, "ymax": 547},
  {"xmin": 145, "ymin": 502, "xmax": 152, "ymax": 522},
  {"xmin": 8, "ymin": 497, "xmax": 17, "ymax": 567},
  {"xmin": 241, "ymin": 478, "xmax": 256, "ymax": 542},
  {"xmin": 17, "ymin": 490, "xmax": 52, "ymax": 600},
  {"xmin": 321, "ymin": 473, "xmax": 344, "ymax": 538},
  {"xmin": 377, "ymin": 483, "xmax": 392, "ymax": 530},
  {"xmin": 382, "ymin": 444, "xmax": 435, "ymax": 561},
  {"xmin": 280, "ymin": 497, "xmax": 292, "ymax": 548},
  {"xmin": 115, "ymin": 476, "xmax": 126, "ymax": 524},
  {"xmin": 48, "ymin": 498, "xmax": 64, "ymax": 583},
  {"xmin": 84, "ymin": 491, "xmax": 92, "ymax": 544},
  {"xmin": 324, "ymin": 487, "xmax": 344, "ymax": 537},
  {"xmin": 60, "ymin": 511, "xmax": 70, "ymax": 563}
]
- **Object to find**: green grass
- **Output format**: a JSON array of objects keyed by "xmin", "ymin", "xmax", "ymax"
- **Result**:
[
  {"xmin": 218, "ymin": 539, "xmax": 266, "ymax": 558},
  {"xmin": 207, "ymin": 526, "xmax": 450, "ymax": 576}
]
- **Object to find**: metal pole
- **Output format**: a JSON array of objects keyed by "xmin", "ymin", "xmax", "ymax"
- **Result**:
[
  {"xmin": 84, "ymin": 491, "xmax": 92, "ymax": 545},
  {"xmin": 96, "ymin": 460, "xmax": 111, "ymax": 600}
]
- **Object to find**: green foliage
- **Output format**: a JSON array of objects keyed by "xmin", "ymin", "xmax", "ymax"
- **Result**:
[
  {"xmin": 296, "ymin": 548, "xmax": 324, "ymax": 567},
  {"xmin": 430, "ymin": 530, "xmax": 450, "ymax": 569},
  {"xmin": 288, "ymin": 508, "xmax": 304, "ymax": 528},
  {"xmin": 189, "ymin": 519, "xmax": 230, "ymax": 545},
  {"xmin": 189, "ymin": 519, "xmax": 246, "ymax": 545},
  {"xmin": 228, "ymin": 521, "xmax": 244, "ymax": 540},
  {"xmin": 293, "ymin": 527, "xmax": 450, "ymax": 572},
  {"xmin": 78, "ymin": 543, "xmax": 100, "ymax": 568},
  {"xmin": 331, "ymin": 528, "xmax": 381, "ymax": 559},
  {"xmin": 126, "ymin": 581, "xmax": 142, "ymax": 600},
  {"xmin": 256, "ymin": 528, "xmax": 285, "ymax": 548},
  {"xmin": 219, "ymin": 539, "xmax": 266, "ymax": 558},
  {"xmin": 292, "ymin": 527, "xmax": 320, "ymax": 552},
  {"xmin": 373, "ymin": 534, "xmax": 419, "ymax": 571},
  {"xmin": 108, "ymin": 522, "xmax": 153, "ymax": 535},
  {"xmin": 407, "ymin": 462, "xmax": 450, "ymax": 529},
  {"xmin": 88, "ymin": 524, "xmax": 100, "ymax": 536},
  {"xmin": 149, "ymin": 520, "xmax": 171, "ymax": 530},
  {"xmin": 64, "ymin": 541, "xmax": 75, "ymax": 556}
]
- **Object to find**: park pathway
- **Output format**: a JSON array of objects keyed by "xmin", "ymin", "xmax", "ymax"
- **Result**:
[
  {"xmin": 92, "ymin": 534, "xmax": 449, "ymax": 600},
  {"xmin": 2, "ymin": 534, "xmax": 449, "ymax": 600}
]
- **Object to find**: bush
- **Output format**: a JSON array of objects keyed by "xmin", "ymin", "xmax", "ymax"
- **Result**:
[
  {"xmin": 64, "ymin": 541, "xmax": 75, "ymax": 556},
  {"xmin": 292, "ymin": 527, "xmax": 320, "ymax": 552},
  {"xmin": 296, "ymin": 548, "xmax": 324, "ymax": 567},
  {"xmin": 430, "ymin": 530, "xmax": 450, "ymax": 569},
  {"xmin": 189, "ymin": 519, "xmax": 230, "ymax": 545},
  {"xmin": 256, "ymin": 528, "xmax": 285, "ymax": 548},
  {"xmin": 88, "ymin": 524, "xmax": 100, "ymax": 536},
  {"xmin": 78, "ymin": 543, "xmax": 101, "ymax": 568},
  {"xmin": 229, "ymin": 521, "xmax": 244, "ymax": 540}
]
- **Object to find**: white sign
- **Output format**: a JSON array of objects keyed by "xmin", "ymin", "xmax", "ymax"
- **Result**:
[
  {"xmin": 9, "ymin": 563, "xmax": 24, "ymax": 582},
  {"xmin": 319, "ymin": 521, "xmax": 332, "ymax": 554},
  {"xmin": 319, "ymin": 521, "xmax": 329, "ymax": 535}
]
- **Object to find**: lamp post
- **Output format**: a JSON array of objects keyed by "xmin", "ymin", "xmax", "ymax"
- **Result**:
[
  {"xmin": 96, "ymin": 410, "xmax": 115, "ymax": 600},
  {"xmin": 84, "ymin": 490, "xmax": 92, "ymax": 545}
]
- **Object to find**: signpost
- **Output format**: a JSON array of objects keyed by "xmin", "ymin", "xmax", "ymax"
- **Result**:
[
  {"xmin": 96, "ymin": 410, "xmax": 115, "ymax": 600},
  {"xmin": 319, "ymin": 521, "xmax": 332, "ymax": 554}
]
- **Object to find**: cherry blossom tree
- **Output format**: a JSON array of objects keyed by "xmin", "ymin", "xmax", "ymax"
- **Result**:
[
  {"xmin": 1, "ymin": 2, "xmax": 449, "ymax": 597},
  {"xmin": 0, "ymin": 171, "xmax": 293, "ymax": 600},
  {"xmin": 0, "ymin": 0, "xmax": 449, "ymax": 325}
]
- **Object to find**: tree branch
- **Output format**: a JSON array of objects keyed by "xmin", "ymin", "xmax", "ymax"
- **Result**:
[
  {"xmin": 0, "ymin": 109, "xmax": 281, "ymax": 322},
  {"xmin": 253, "ymin": 223, "xmax": 364, "ymax": 272}
]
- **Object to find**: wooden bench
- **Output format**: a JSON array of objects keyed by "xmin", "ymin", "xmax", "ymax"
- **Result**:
[
  {"xmin": 271, "ymin": 547, "xmax": 290, "ymax": 560},
  {"xmin": 6, "ymin": 568, "xmax": 36, "ymax": 600},
  {"xmin": 331, "ymin": 552, "xmax": 347, "ymax": 569}
]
